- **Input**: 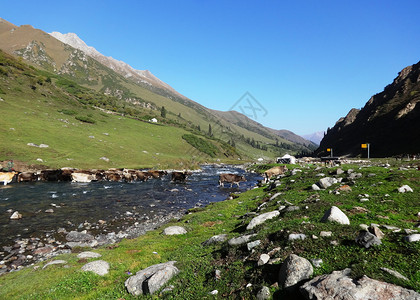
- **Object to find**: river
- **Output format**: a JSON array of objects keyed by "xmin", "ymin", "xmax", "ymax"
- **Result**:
[{"xmin": 0, "ymin": 165, "xmax": 262, "ymax": 254}]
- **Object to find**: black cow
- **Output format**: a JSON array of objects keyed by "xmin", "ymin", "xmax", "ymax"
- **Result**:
[{"xmin": 171, "ymin": 171, "xmax": 191, "ymax": 183}]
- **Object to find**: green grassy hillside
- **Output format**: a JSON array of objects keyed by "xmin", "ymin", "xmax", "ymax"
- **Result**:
[{"xmin": 0, "ymin": 50, "xmax": 242, "ymax": 169}]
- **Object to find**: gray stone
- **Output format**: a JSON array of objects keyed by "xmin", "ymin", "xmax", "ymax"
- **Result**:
[
  {"xmin": 348, "ymin": 172, "xmax": 362, "ymax": 180},
  {"xmin": 311, "ymin": 258, "xmax": 323, "ymax": 268},
  {"xmin": 10, "ymin": 211, "xmax": 22, "ymax": 220},
  {"xmin": 279, "ymin": 254, "xmax": 313, "ymax": 290},
  {"xmin": 228, "ymin": 234, "xmax": 256, "ymax": 246},
  {"xmin": 162, "ymin": 226, "xmax": 187, "ymax": 235},
  {"xmin": 320, "ymin": 231, "xmax": 332, "ymax": 237},
  {"xmin": 398, "ymin": 185, "xmax": 413, "ymax": 193},
  {"xmin": 369, "ymin": 225, "xmax": 385, "ymax": 239},
  {"xmin": 247, "ymin": 240, "xmax": 261, "ymax": 251},
  {"xmin": 321, "ymin": 206, "xmax": 350, "ymax": 225},
  {"xmin": 202, "ymin": 234, "xmax": 228, "ymax": 246},
  {"xmin": 42, "ymin": 260, "xmax": 67, "ymax": 269},
  {"xmin": 257, "ymin": 286, "xmax": 270, "ymax": 300},
  {"xmin": 66, "ymin": 240, "xmax": 98, "ymax": 249},
  {"xmin": 283, "ymin": 206, "xmax": 300, "ymax": 213},
  {"xmin": 300, "ymin": 268, "xmax": 420, "ymax": 300},
  {"xmin": 289, "ymin": 233, "xmax": 306, "ymax": 241},
  {"xmin": 405, "ymin": 234, "xmax": 420, "ymax": 242},
  {"xmin": 318, "ymin": 177, "xmax": 338, "ymax": 189},
  {"xmin": 258, "ymin": 254, "xmax": 270, "ymax": 266},
  {"xmin": 355, "ymin": 231, "xmax": 382, "ymax": 248},
  {"xmin": 66, "ymin": 231, "xmax": 94, "ymax": 242},
  {"xmin": 77, "ymin": 251, "xmax": 102, "ymax": 259},
  {"xmin": 125, "ymin": 261, "xmax": 179, "ymax": 295},
  {"xmin": 246, "ymin": 210, "xmax": 280, "ymax": 230},
  {"xmin": 380, "ymin": 267, "xmax": 409, "ymax": 281},
  {"xmin": 311, "ymin": 184, "xmax": 321, "ymax": 190},
  {"xmin": 81, "ymin": 260, "xmax": 109, "ymax": 276}
]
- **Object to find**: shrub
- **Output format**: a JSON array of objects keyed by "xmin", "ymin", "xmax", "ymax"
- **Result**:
[
  {"xmin": 182, "ymin": 134, "xmax": 219, "ymax": 157},
  {"xmin": 75, "ymin": 115, "xmax": 96, "ymax": 124}
]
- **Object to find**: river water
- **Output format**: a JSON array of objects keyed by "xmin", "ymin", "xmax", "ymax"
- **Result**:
[{"xmin": 0, "ymin": 165, "xmax": 262, "ymax": 251}]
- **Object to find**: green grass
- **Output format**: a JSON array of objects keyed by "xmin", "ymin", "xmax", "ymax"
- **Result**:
[{"xmin": 0, "ymin": 161, "xmax": 418, "ymax": 299}]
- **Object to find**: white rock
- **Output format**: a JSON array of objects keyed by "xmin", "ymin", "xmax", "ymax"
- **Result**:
[
  {"xmin": 289, "ymin": 233, "xmax": 307, "ymax": 240},
  {"xmin": 404, "ymin": 234, "xmax": 420, "ymax": 242},
  {"xmin": 258, "ymin": 254, "xmax": 270, "ymax": 266},
  {"xmin": 320, "ymin": 231, "xmax": 332, "ymax": 237},
  {"xmin": 398, "ymin": 185, "xmax": 413, "ymax": 193},
  {"xmin": 321, "ymin": 206, "xmax": 350, "ymax": 225},
  {"xmin": 246, "ymin": 210, "xmax": 280, "ymax": 230},
  {"xmin": 81, "ymin": 260, "xmax": 109, "ymax": 276},
  {"xmin": 77, "ymin": 251, "xmax": 102, "ymax": 259},
  {"xmin": 43, "ymin": 260, "xmax": 67, "ymax": 269},
  {"xmin": 10, "ymin": 211, "xmax": 22, "ymax": 220},
  {"xmin": 163, "ymin": 226, "xmax": 187, "ymax": 235}
]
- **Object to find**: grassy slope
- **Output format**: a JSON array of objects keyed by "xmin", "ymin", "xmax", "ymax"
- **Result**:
[{"xmin": 0, "ymin": 160, "xmax": 418, "ymax": 299}]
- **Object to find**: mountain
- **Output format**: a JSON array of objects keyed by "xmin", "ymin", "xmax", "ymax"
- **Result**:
[
  {"xmin": 316, "ymin": 61, "xmax": 420, "ymax": 157},
  {"xmin": 301, "ymin": 131, "xmax": 324, "ymax": 145},
  {"xmin": 0, "ymin": 17, "xmax": 315, "ymax": 164}
]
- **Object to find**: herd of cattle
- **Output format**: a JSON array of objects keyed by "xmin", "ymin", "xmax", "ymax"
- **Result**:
[{"xmin": 0, "ymin": 164, "xmax": 289, "ymax": 186}]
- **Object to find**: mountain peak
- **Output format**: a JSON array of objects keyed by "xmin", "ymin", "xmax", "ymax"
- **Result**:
[{"xmin": 49, "ymin": 31, "xmax": 101, "ymax": 57}]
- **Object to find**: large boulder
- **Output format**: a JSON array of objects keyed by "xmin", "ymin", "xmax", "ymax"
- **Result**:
[
  {"xmin": 321, "ymin": 206, "xmax": 350, "ymax": 225},
  {"xmin": 300, "ymin": 268, "xmax": 420, "ymax": 300},
  {"xmin": 279, "ymin": 254, "xmax": 313, "ymax": 290},
  {"xmin": 355, "ymin": 231, "xmax": 382, "ymax": 248},
  {"xmin": 246, "ymin": 210, "xmax": 280, "ymax": 230},
  {"xmin": 318, "ymin": 177, "xmax": 338, "ymax": 189},
  {"xmin": 81, "ymin": 260, "xmax": 109, "ymax": 276},
  {"xmin": 162, "ymin": 226, "xmax": 187, "ymax": 235},
  {"xmin": 125, "ymin": 261, "xmax": 179, "ymax": 296}
]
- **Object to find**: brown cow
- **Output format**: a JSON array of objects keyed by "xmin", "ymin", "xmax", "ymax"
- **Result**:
[
  {"xmin": 171, "ymin": 171, "xmax": 191, "ymax": 183},
  {"xmin": 264, "ymin": 165, "xmax": 288, "ymax": 182},
  {"xmin": 17, "ymin": 172, "xmax": 38, "ymax": 182},
  {"xmin": 135, "ymin": 171, "xmax": 149, "ymax": 182},
  {"xmin": 147, "ymin": 170, "xmax": 168, "ymax": 179},
  {"xmin": 219, "ymin": 173, "xmax": 246, "ymax": 187}
]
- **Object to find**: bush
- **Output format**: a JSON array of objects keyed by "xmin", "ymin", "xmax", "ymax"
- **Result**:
[
  {"xmin": 75, "ymin": 115, "xmax": 96, "ymax": 124},
  {"xmin": 58, "ymin": 109, "xmax": 77, "ymax": 115},
  {"xmin": 182, "ymin": 134, "xmax": 219, "ymax": 157}
]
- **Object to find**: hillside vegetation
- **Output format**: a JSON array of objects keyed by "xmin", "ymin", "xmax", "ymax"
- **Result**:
[{"xmin": 0, "ymin": 160, "xmax": 418, "ymax": 299}]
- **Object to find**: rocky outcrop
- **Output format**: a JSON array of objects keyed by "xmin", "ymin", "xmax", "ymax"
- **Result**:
[
  {"xmin": 300, "ymin": 268, "xmax": 420, "ymax": 300},
  {"xmin": 125, "ymin": 261, "xmax": 179, "ymax": 296}
]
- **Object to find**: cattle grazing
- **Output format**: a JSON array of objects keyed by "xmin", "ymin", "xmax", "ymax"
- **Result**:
[
  {"xmin": 135, "ymin": 171, "xmax": 149, "ymax": 182},
  {"xmin": 17, "ymin": 172, "xmax": 38, "ymax": 182},
  {"xmin": 171, "ymin": 171, "xmax": 191, "ymax": 183},
  {"xmin": 106, "ymin": 172, "xmax": 122, "ymax": 182},
  {"xmin": 219, "ymin": 173, "xmax": 246, "ymax": 187},
  {"xmin": 147, "ymin": 170, "xmax": 168, "ymax": 179},
  {"xmin": 40, "ymin": 169, "xmax": 63, "ymax": 181},
  {"xmin": 264, "ymin": 165, "xmax": 288, "ymax": 182},
  {"xmin": 0, "ymin": 172, "xmax": 17, "ymax": 185}
]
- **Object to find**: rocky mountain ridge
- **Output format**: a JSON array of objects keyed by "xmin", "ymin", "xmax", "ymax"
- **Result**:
[{"xmin": 316, "ymin": 60, "xmax": 420, "ymax": 157}]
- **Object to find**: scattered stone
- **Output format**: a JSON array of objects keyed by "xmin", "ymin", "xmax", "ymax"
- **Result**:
[
  {"xmin": 311, "ymin": 184, "xmax": 321, "ymax": 191},
  {"xmin": 404, "ymin": 234, "xmax": 420, "ymax": 242},
  {"xmin": 311, "ymin": 258, "xmax": 323, "ymax": 268},
  {"xmin": 348, "ymin": 172, "xmax": 362, "ymax": 180},
  {"xmin": 162, "ymin": 226, "xmax": 187, "ymax": 235},
  {"xmin": 320, "ymin": 231, "xmax": 332, "ymax": 237},
  {"xmin": 33, "ymin": 246, "xmax": 54, "ymax": 255},
  {"xmin": 289, "ymin": 233, "xmax": 306, "ymax": 241},
  {"xmin": 45, "ymin": 209, "xmax": 54, "ymax": 213},
  {"xmin": 228, "ymin": 234, "xmax": 257, "ymax": 246},
  {"xmin": 355, "ymin": 231, "xmax": 382, "ymax": 248},
  {"xmin": 269, "ymin": 192, "xmax": 282, "ymax": 201},
  {"xmin": 258, "ymin": 254, "xmax": 270, "ymax": 266},
  {"xmin": 81, "ymin": 260, "xmax": 109, "ymax": 276},
  {"xmin": 321, "ymin": 206, "xmax": 350, "ymax": 225},
  {"xmin": 279, "ymin": 254, "xmax": 313, "ymax": 290},
  {"xmin": 42, "ymin": 260, "xmax": 67, "ymax": 269},
  {"xmin": 215, "ymin": 269, "xmax": 221, "ymax": 280},
  {"xmin": 256, "ymin": 286, "xmax": 270, "ymax": 300},
  {"xmin": 247, "ymin": 240, "xmax": 261, "ymax": 251},
  {"xmin": 398, "ymin": 185, "xmax": 413, "ymax": 193},
  {"xmin": 99, "ymin": 157, "xmax": 109, "ymax": 162},
  {"xmin": 202, "ymin": 234, "xmax": 228, "ymax": 246},
  {"xmin": 300, "ymin": 268, "xmax": 420, "ymax": 300},
  {"xmin": 318, "ymin": 177, "xmax": 338, "ymax": 189},
  {"xmin": 382, "ymin": 225, "xmax": 401, "ymax": 232},
  {"xmin": 359, "ymin": 224, "xmax": 369, "ymax": 231},
  {"xmin": 209, "ymin": 290, "xmax": 218, "ymax": 295},
  {"xmin": 246, "ymin": 210, "xmax": 280, "ymax": 230},
  {"xmin": 77, "ymin": 251, "xmax": 102, "ymax": 259},
  {"xmin": 380, "ymin": 267, "xmax": 409, "ymax": 281},
  {"xmin": 283, "ymin": 206, "xmax": 300, "ymax": 213},
  {"xmin": 98, "ymin": 220, "xmax": 106, "ymax": 225},
  {"xmin": 66, "ymin": 231, "xmax": 94, "ymax": 242},
  {"xmin": 368, "ymin": 225, "xmax": 385, "ymax": 239},
  {"xmin": 125, "ymin": 261, "xmax": 179, "ymax": 295},
  {"xmin": 10, "ymin": 211, "xmax": 22, "ymax": 220}
]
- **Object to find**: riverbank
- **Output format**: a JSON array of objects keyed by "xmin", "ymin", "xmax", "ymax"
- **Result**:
[
  {"xmin": 0, "ymin": 160, "xmax": 419, "ymax": 299},
  {"xmin": 0, "ymin": 165, "xmax": 260, "ymax": 276}
]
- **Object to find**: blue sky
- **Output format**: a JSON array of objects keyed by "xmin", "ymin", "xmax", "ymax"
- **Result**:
[{"xmin": 2, "ymin": 1, "xmax": 420, "ymax": 135}]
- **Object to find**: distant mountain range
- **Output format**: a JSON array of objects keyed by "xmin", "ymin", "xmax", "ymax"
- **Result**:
[
  {"xmin": 0, "ymin": 17, "xmax": 316, "ymax": 164},
  {"xmin": 316, "ymin": 60, "xmax": 420, "ymax": 157},
  {"xmin": 301, "ymin": 131, "xmax": 324, "ymax": 145}
]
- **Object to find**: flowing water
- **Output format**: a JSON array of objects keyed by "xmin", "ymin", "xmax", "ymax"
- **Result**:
[{"xmin": 0, "ymin": 165, "xmax": 262, "ymax": 250}]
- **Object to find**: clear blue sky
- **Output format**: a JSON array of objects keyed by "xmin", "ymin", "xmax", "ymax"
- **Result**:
[{"xmin": 2, "ymin": 1, "xmax": 420, "ymax": 135}]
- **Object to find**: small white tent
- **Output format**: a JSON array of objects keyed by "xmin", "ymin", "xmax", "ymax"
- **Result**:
[{"xmin": 277, "ymin": 154, "xmax": 296, "ymax": 164}]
